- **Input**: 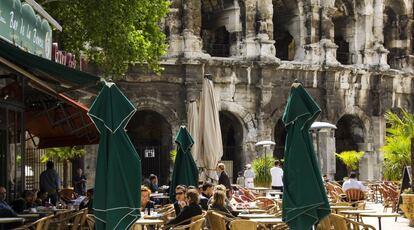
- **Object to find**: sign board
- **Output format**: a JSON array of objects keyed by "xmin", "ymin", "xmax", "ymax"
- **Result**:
[
  {"xmin": 144, "ymin": 148, "xmax": 155, "ymax": 158},
  {"xmin": 0, "ymin": 0, "xmax": 52, "ymax": 59}
]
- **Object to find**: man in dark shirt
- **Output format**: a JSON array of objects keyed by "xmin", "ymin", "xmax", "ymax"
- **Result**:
[
  {"xmin": 149, "ymin": 174, "xmax": 159, "ymax": 193},
  {"xmin": 166, "ymin": 189, "xmax": 202, "ymax": 227},
  {"xmin": 39, "ymin": 161, "xmax": 61, "ymax": 205},
  {"xmin": 0, "ymin": 186, "xmax": 17, "ymax": 217},
  {"xmin": 217, "ymin": 163, "xmax": 232, "ymax": 198},
  {"xmin": 199, "ymin": 182, "xmax": 213, "ymax": 210},
  {"xmin": 73, "ymin": 168, "xmax": 87, "ymax": 195}
]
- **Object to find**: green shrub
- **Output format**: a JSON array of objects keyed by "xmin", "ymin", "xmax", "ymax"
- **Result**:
[{"xmin": 252, "ymin": 155, "xmax": 276, "ymax": 187}]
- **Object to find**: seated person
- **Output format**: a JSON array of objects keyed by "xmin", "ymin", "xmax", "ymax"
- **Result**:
[
  {"xmin": 208, "ymin": 185, "xmax": 234, "ymax": 212},
  {"xmin": 35, "ymin": 190, "xmax": 48, "ymax": 206},
  {"xmin": 79, "ymin": 188, "xmax": 94, "ymax": 213},
  {"xmin": 12, "ymin": 190, "xmax": 36, "ymax": 213},
  {"xmin": 173, "ymin": 185, "xmax": 187, "ymax": 215},
  {"xmin": 208, "ymin": 190, "xmax": 234, "ymax": 218},
  {"xmin": 342, "ymin": 172, "xmax": 367, "ymax": 192},
  {"xmin": 165, "ymin": 189, "xmax": 202, "ymax": 227},
  {"xmin": 0, "ymin": 186, "xmax": 17, "ymax": 217},
  {"xmin": 149, "ymin": 174, "xmax": 159, "ymax": 193},
  {"xmin": 141, "ymin": 186, "xmax": 155, "ymax": 212},
  {"xmin": 199, "ymin": 182, "xmax": 213, "ymax": 210}
]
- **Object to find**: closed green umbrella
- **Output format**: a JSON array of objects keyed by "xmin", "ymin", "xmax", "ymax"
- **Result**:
[
  {"xmin": 88, "ymin": 82, "xmax": 141, "ymax": 230},
  {"xmin": 169, "ymin": 126, "xmax": 199, "ymax": 202},
  {"xmin": 282, "ymin": 82, "xmax": 330, "ymax": 230}
]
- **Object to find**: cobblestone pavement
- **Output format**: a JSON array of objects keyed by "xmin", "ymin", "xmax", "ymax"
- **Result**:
[{"xmin": 360, "ymin": 203, "xmax": 413, "ymax": 230}]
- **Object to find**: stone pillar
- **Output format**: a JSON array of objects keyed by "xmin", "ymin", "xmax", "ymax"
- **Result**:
[
  {"xmin": 320, "ymin": 6, "xmax": 336, "ymax": 40},
  {"xmin": 371, "ymin": 116, "xmax": 386, "ymax": 180},
  {"xmin": 182, "ymin": 0, "xmax": 207, "ymax": 58},
  {"xmin": 166, "ymin": 0, "xmax": 184, "ymax": 57},
  {"xmin": 243, "ymin": 0, "xmax": 260, "ymax": 58},
  {"xmin": 317, "ymin": 129, "xmax": 336, "ymax": 179},
  {"xmin": 357, "ymin": 142, "xmax": 375, "ymax": 181},
  {"xmin": 312, "ymin": 128, "xmax": 337, "ymax": 180}
]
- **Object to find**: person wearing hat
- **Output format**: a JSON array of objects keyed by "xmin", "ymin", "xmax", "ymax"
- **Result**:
[{"xmin": 243, "ymin": 164, "xmax": 255, "ymax": 188}]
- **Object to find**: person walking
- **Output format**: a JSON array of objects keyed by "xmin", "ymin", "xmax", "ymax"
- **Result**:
[
  {"xmin": 270, "ymin": 160, "xmax": 284, "ymax": 192},
  {"xmin": 217, "ymin": 163, "xmax": 232, "ymax": 198},
  {"xmin": 243, "ymin": 164, "xmax": 255, "ymax": 188},
  {"xmin": 39, "ymin": 161, "xmax": 61, "ymax": 205}
]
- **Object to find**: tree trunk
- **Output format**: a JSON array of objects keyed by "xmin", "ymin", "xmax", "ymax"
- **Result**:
[
  {"xmin": 411, "ymin": 137, "xmax": 414, "ymax": 192},
  {"xmin": 63, "ymin": 160, "xmax": 68, "ymax": 188}
]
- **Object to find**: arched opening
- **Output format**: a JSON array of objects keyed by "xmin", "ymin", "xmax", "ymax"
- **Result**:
[
  {"xmin": 201, "ymin": 0, "xmax": 239, "ymax": 57},
  {"xmin": 273, "ymin": 119, "xmax": 286, "ymax": 159},
  {"xmin": 335, "ymin": 115, "xmax": 365, "ymax": 181},
  {"xmin": 273, "ymin": 0, "xmax": 300, "ymax": 60},
  {"xmin": 383, "ymin": 1, "xmax": 409, "ymax": 68},
  {"xmin": 219, "ymin": 111, "xmax": 244, "ymax": 182},
  {"xmin": 333, "ymin": 0, "xmax": 353, "ymax": 64},
  {"xmin": 126, "ymin": 110, "xmax": 172, "ymax": 185}
]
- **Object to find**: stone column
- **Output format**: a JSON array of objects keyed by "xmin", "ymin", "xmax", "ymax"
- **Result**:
[
  {"xmin": 315, "ymin": 129, "xmax": 336, "ymax": 179},
  {"xmin": 166, "ymin": 0, "xmax": 184, "ymax": 57},
  {"xmin": 370, "ymin": 0, "xmax": 389, "ymax": 69},
  {"xmin": 256, "ymin": 0, "xmax": 277, "ymax": 61},
  {"xmin": 243, "ymin": 0, "xmax": 260, "ymax": 58},
  {"xmin": 182, "ymin": 0, "xmax": 207, "ymax": 58}
]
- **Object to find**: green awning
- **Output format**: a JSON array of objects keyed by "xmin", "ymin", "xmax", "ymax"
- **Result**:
[{"xmin": 0, "ymin": 39, "xmax": 101, "ymax": 89}]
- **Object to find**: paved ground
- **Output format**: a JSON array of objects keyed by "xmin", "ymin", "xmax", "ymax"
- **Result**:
[{"xmin": 361, "ymin": 203, "xmax": 413, "ymax": 230}]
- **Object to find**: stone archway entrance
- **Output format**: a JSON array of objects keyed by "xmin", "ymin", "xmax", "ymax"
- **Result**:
[
  {"xmin": 219, "ymin": 111, "xmax": 244, "ymax": 182},
  {"xmin": 335, "ymin": 115, "xmax": 365, "ymax": 181},
  {"xmin": 273, "ymin": 118, "xmax": 286, "ymax": 159},
  {"xmin": 126, "ymin": 110, "xmax": 173, "ymax": 185}
]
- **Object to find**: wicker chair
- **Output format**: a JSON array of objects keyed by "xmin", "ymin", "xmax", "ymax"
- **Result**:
[
  {"xmin": 14, "ymin": 215, "xmax": 54, "ymax": 230},
  {"xmin": 206, "ymin": 210, "xmax": 234, "ymax": 230},
  {"xmin": 317, "ymin": 213, "xmax": 376, "ymax": 230},
  {"xmin": 171, "ymin": 217, "xmax": 205, "ymax": 230},
  {"xmin": 345, "ymin": 189, "xmax": 365, "ymax": 202}
]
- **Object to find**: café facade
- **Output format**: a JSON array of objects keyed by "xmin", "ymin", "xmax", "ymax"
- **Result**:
[{"xmin": 0, "ymin": 0, "xmax": 100, "ymax": 198}]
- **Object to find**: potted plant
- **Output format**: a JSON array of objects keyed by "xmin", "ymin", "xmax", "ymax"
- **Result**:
[
  {"xmin": 335, "ymin": 150, "xmax": 365, "ymax": 176},
  {"xmin": 401, "ymin": 188, "xmax": 414, "ymax": 226},
  {"xmin": 252, "ymin": 155, "xmax": 275, "ymax": 187}
]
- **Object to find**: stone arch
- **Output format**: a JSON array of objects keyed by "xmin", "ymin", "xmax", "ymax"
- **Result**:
[
  {"xmin": 220, "ymin": 102, "xmax": 257, "ymax": 164},
  {"xmin": 219, "ymin": 110, "xmax": 245, "ymax": 182},
  {"xmin": 127, "ymin": 109, "xmax": 173, "ymax": 185},
  {"xmin": 383, "ymin": 0, "xmax": 410, "ymax": 68},
  {"xmin": 273, "ymin": 0, "xmax": 306, "ymax": 60},
  {"xmin": 333, "ymin": 0, "xmax": 355, "ymax": 64},
  {"xmin": 334, "ymin": 114, "xmax": 366, "ymax": 181},
  {"xmin": 129, "ymin": 97, "xmax": 181, "ymax": 184}
]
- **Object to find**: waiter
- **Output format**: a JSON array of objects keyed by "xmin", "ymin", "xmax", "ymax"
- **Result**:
[{"xmin": 243, "ymin": 164, "xmax": 255, "ymax": 188}]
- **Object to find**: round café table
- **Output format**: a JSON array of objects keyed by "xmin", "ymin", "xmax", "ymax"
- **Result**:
[
  {"xmin": 238, "ymin": 213, "xmax": 277, "ymax": 219},
  {"xmin": 0, "ymin": 217, "xmax": 25, "ymax": 230},
  {"xmin": 339, "ymin": 209, "xmax": 375, "ymax": 222},
  {"xmin": 360, "ymin": 212, "xmax": 400, "ymax": 230},
  {"xmin": 330, "ymin": 206, "xmax": 355, "ymax": 214},
  {"xmin": 133, "ymin": 218, "xmax": 164, "ymax": 230}
]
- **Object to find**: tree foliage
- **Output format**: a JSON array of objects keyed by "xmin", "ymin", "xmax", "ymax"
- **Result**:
[
  {"xmin": 39, "ymin": 0, "xmax": 170, "ymax": 78},
  {"xmin": 382, "ymin": 110, "xmax": 414, "ymax": 180},
  {"xmin": 335, "ymin": 151, "xmax": 365, "ymax": 174},
  {"xmin": 41, "ymin": 147, "xmax": 86, "ymax": 162}
]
